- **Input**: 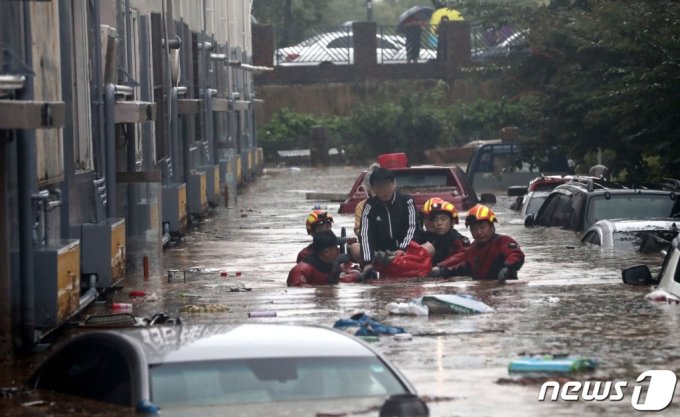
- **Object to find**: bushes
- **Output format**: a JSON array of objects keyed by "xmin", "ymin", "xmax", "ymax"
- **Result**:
[{"xmin": 260, "ymin": 84, "xmax": 540, "ymax": 164}]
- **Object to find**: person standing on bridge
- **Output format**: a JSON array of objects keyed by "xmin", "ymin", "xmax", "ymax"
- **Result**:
[
  {"xmin": 288, "ymin": 230, "xmax": 359, "ymax": 287},
  {"xmin": 350, "ymin": 168, "xmax": 418, "ymax": 277},
  {"xmin": 433, "ymin": 204, "xmax": 524, "ymax": 283}
]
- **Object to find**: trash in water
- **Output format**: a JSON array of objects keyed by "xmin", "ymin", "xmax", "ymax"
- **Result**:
[
  {"xmin": 167, "ymin": 269, "xmax": 186, "ymax": 283},
  {"xmin": 386, "ymin": 300, "xmax": 429, "ymax": 316},
  {"xmin": 387, "ymin": 294, "xmax": 494, "ymax": 316},
  {"xmin": 111, "ymin": 302, "xmax": 133, "ymax": 312},
  {"xmin": 357, "ymin": 335, "xmax": 380, "ymax": 343},
  {"xmin": 129, "ymin": 290, "xmax": 146, "ymax": 297},
  {"xmin": 177, "ymin": 291, "xmax": 202, "ymax": 298},
  {"xmin": 248, "ymin": 310, "xmax": 277, "ymax": 318},
  {"xmin": 508, "ymin": 355, "xmax": 598, "ymax": 374},
  {"xmin": 235, "ymin": 272, "xmax": 242, "ymax": 277},
  {"xmin": 333, "ymin": 313, "xmax": 406, "ymax": 337},
  {"xmin": 180, "ymin": 304, "xmax": 229, "ymax": 313},
  {"xmin": 145, "ymin": 292, "xmax": 159, "ymax": 302},
  {"xmin": 394, "ymin": 333, "xmax": 413, "ymax": 341},
  {"xmin": 422, "ymin": 294, "xmax": 495, "ymax": 315},
  {"xmin": 221, "ymin": 271, "xmax": 229, "ymax": 277},
  {"xmin": 22, "ymin": 400, "xmax": 50, "ymax": 407},
  {"xmin": 230, "ymin": 286, "xmax": 252, "ymax": 292},
  {"xmin": 645, "ymin": 289, "xmax": 680, "ymax": 304}
]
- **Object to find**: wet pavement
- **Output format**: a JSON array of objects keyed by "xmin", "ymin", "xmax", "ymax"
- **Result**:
[{"xmin": 2, "ymin": 166, "xmax": 680, "ymax": 416}]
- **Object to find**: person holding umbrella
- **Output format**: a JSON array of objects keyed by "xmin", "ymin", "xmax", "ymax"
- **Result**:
[{"xmin": 397, "ymin": 6, "xmax": 434, "ymax": 63}]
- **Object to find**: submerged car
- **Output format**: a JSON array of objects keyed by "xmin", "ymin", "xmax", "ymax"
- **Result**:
[
  {"xmin": 622, "ymin": 236, "xmax": 680, "ymax": 301},
  {"xmin": 525, "ymin": 178, "xmax": 680, "ymax": 232},
  {"xmin": 581, "ymin": 218, "xmax": 679, "ymax": 251},
  {"xmin": 338, "ymin": 163, "xmax": 478, "ymax": 214},
  {"xmin": 510, "ymin": 175, "xmax": 574, "ymax": 218},
  {"xmin": 466, "ymin": 143, "xmax": 570, "ymax": 192},
  {"xmin": 28, "ymin": 324, "xmax": 422, "ymax": 415}
]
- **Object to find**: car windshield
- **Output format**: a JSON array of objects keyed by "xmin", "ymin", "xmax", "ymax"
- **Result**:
[
  {"xmin": 150, "ymin": 357, "xmax": 407, "ymax": 407},
  {"xmin": 394, "ymin": 171, "xmax": 455, "ymax": 193},
  {"xmin": 525, "ymin": 195, "xmax": 547, "ymax": 216},
  {"xmin": 586, "ymin": 194, "xmax": 679, "ymax": 225}
]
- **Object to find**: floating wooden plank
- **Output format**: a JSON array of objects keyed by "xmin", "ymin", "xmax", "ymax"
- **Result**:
[
  {"xmin": 0, "ymin": 100, "xmax": 65, "ymax": 129},
  {"xmin": 114, "ymin": 101, "xmax": 156, "ymax": 123},
  {"xmin": 305, "ymin": 192, "xmax": 347, "ymax": 202},
  {"xmin": 178, "ymin": 99, "xmax": 201, "ymax": 114},
  {"xmin": 211, "ymin": 98, "xmax": 229, "ymax": 112}
]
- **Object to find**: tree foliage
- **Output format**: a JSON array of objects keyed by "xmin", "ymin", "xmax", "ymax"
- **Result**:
[{"xmin": 510, "ymin": 0, "xmax": 680, "ymax": 180}]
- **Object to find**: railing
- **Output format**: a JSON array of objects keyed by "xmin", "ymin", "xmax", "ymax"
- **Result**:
[
  {"xmin": 378, "ymin": 25, "xmax": 438, "ymax": 64},
  {"xmin": 271, "ymin": 24, "xmax": 527, "ymax": 67},
  {"xmin": 274, "ymin": 26, "xmax": 351, "ymax": 66}
]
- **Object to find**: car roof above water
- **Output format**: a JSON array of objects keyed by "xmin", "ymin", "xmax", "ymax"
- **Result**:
[{"xmin": 113, "ymin": 324, "xmax": 376, "ymax": 365}]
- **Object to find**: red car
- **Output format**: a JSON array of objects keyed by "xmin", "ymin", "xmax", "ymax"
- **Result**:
[{"xmin": 338, "ymin": 164, "xmax": 479, "ymax": 214}]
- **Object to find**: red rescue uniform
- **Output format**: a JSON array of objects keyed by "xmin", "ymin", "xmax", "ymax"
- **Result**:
[
  {"xmin": 414, "ymin": 229, "xmax": 470, "ymax": 265},
  {"xmin": 287, "ymin": 254, "xmax": 360, "ymax": 287},
  {"xmin": 439, "ymin": 234, "xmax": 524, "ymax": 280}
]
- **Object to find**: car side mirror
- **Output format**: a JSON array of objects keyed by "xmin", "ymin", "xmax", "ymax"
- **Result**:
[
  {"xmin": 479, "ymin": 193, "xmax": 497, "ymax": 205},
  {"xmin": 524, "ymin": 213, "xmax": 535, "ymax": 227},
  {"xmin": 380, "ymin": 394, "xmax": 429, "ymax": 417},
  {"xmin": 621, "ymin": 264, "xmax": 654, "ymax": 285},
  {"xmin": 507, "ymin": 186, "xmax": 528, "ymax": 197}
]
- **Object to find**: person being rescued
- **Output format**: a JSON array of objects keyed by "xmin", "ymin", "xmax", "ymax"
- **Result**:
[
  {"xmin": 432, "ymin": 204, "xmax": 524, "ymax": 283},
  {"xmin": 349, "ymin": 168, "xmax": 430, "ymax": 279},
  {"xmin": 414, "ymin": 197, "xmax": 470, "ymax": 265},
  {"xmin": 297, "ymin": 209, "xmax": 356, "ymax": 263},
  {"xmin": 288, "ymin": 230, "xmax": 359, "ymax": 287}
]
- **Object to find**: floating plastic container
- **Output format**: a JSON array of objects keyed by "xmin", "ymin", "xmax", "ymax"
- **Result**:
[
  {"xmin": 421, "ymin": 294, "xmax": 495, "ymax": 315},
  {"xmin": 508, "ymin": 356, "xmax": 598, "ymax": 373},
  {"xmin": 248, "ymin": 310, "xmax": 277, "ymax": 318},
  {"xmin": 377, "ymin": 153, "xmax": 408, "ymax": 169},
  {"xmin": 111, "ymin": 303, "xmax": 133, "ymax": 312}
]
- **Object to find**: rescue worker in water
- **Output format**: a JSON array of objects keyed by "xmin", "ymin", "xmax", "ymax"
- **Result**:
[
  {"xmin": 414, "ymin": 197, "xmax": 470, "ymax": 265},
  {"xmin": 297, "ymin": 209, "xmax": 357, "ymax": 263},
  {"xmin": 432, "ymin": 204, "xmax": 524, "ymax": 283},
  {"xmin": 288, "ymin": 230, "xmax": 360, "ymax": 287}
]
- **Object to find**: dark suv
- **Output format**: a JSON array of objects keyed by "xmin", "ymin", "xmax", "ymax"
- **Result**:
[{"xmin": 525, "ymin": 178, "xmax": 680, "ymax": 232}]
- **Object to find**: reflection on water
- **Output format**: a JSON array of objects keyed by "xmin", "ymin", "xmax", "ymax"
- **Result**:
[{"xmin": 3, "ymin": 166, "xmax": 679, "ymax": 416}]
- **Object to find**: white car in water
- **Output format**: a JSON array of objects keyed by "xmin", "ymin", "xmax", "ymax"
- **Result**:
[
  {"xmin": 275, "ymin": 31, "xmax": 435, "ymax": 66},
  {"xmin": 623, "ymin": 236, "xmax": 680, "ymax": 302},
  {"xmin": 28, "ymin": 324, "xmax": 425, "ymax": 416}
]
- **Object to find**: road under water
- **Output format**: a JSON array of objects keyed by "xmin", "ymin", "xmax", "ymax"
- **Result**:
[{"xmin": 2, "ymin": 166, "xmax": 679, "ymax": 416}]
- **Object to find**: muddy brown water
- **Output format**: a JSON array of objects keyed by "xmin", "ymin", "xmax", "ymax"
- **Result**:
[{"xmin": 2, "ymin": 166, "xmax": 679, "ymax": 416}]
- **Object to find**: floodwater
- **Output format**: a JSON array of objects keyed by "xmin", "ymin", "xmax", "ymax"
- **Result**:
[{"xmin": 2, "ymin": 166, "xmax": 679, "ymax": 416}]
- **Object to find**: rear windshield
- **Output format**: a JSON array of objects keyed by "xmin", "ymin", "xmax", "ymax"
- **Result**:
[
  {"xmin": 393, "ymin": 171, "xmax": 456, "ymax": 192},
  {"xmin": 150, "ymin": 356, "xmax": 407, "ymax": 407},
  {"xmin": 587, "ymin": 194, "xmax": 679, "ymax": 224}
]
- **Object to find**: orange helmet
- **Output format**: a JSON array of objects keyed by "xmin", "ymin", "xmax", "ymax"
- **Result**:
[
  {"xmin": 423, "ymin": 198, "xmax": 459, "ymax": 224},
  {"xmin": 464, "ymin": 204, "xmax": 497, "ymax": 227},
  {"xmin": 306, "ymin": 210, "xmax": 333, "ymax": 235}
]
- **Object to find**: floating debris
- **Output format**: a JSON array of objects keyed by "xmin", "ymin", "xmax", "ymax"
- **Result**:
[{"xmin": 180, "ymin": 304, "xmax": 229, "ymax": 313}]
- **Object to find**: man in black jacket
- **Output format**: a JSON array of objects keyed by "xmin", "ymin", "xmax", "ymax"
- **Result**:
[{"xmin": 351, "ymin": 168, "xmax": 417, "ymax": 276}]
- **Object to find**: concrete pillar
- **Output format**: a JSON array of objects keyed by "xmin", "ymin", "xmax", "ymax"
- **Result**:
[
  {"xmin": 352, "ymin": 22, "xmax": 377, "ymax": 67},
  {"xmin": 309, "ymin": 126, "xmax": 330, "ymax": 167},
  {"xmin": 443, "ymin": 20, "xmax": 471, "ymax": 68},
  {"xmin": 252, "ymin": 24, "xmax": 274, "ymax": 68}
]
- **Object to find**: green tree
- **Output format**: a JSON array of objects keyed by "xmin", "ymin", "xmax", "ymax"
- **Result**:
[{"xmin": 510, "ymin": 0, "xmax": 680, "ymax": 180}]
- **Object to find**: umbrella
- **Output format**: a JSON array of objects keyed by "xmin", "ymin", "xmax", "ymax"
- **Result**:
[
  {"xmin": 397, "ymin": 5, "xmax": 435, "ymax": 26},
  {"xmin": 429, "ymin": 7, "xmax": 464, "ymax": 28}
]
